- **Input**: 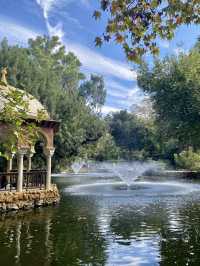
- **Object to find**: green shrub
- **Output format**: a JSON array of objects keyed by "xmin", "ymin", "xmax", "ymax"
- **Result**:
[
  {"xmin": 174, "ymin": 147, "xmax": 200, "ymax": 171},
  {"xmin": 94, "ymin": 133, "xmax": 120, "ymax": 161}
]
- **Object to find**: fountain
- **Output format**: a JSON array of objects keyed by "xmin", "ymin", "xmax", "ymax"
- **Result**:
[
  {"xmin": 104, "ymin": 161, "xmax": 164, "ymax": 187},
  {"xmin": 65, "ymin": 161, "xmax": 200, "ymax": 198},
  {"xmin": 71, "ymin": 160, "xmax": 85, "ymax": 174}
]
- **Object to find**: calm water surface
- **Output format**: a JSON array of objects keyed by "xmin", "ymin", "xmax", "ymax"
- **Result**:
[{"xmin": 1, "ymin": 164, "xmax": 200, "ymax": 266}]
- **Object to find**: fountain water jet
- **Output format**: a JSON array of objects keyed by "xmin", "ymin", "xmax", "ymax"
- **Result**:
[
  {"xmin": 65, "ymin": 161, "xmax": 200, "ymax": 198},
  {"xmin": 71, "ymin": 160, "xmax": 85, "ymax": 174},
  {"xmin": 104, "ymin": 161, "xmax": 164, "ymax": 187}
]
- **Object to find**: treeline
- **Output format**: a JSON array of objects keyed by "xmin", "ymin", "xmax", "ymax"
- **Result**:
[
  {"xmin": 105, "ymin": 38, "xmax": 200, "ymax": 170},
  {"xmin": 0, "ymin": 36, "xmax": 109, "ymax": 170},
  {"xmin": 1, "ymin": 36, "xmax": 200, "ymax": 171},
  {"xmin": 137, "ymin": 38, "xmax": 200, "ymax": 170}
]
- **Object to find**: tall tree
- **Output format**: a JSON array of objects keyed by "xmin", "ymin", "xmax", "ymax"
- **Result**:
[
  {"xmin": 0, "ymin": 36, "xmax": 106, "ymax": 169},
  {"xmin": 138, "ymin": 41, "xmax": 200, "ymax": 150},
  {"xmin": 107, "ymin": 110, "xmax": 157, "ymax": 159},
  {"xmin": 79, "ymin": 74, "xmax": 106, "ymax": 113}
]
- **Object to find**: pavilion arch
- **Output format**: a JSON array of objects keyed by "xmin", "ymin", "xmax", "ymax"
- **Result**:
[{"xmin": 0, "ymin": 68, "xmax": 59, "ymax": 192}]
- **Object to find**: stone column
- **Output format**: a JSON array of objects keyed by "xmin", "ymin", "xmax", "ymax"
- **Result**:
[
  {"xmin": 6, "ymin": 152, "xmax": 15, "ymax": 189},
  {"xmin": 7, "ymin": 152, "xmax": 15, "ymax": 172},
  {"xmin": 27, "ymin": 147, "xmax": 35, "ymax": 172},
  {"xmin": 44, "ymin": 148, "xmax": 55, "ymax": 190},
  {"xmin": 17, "ymin": 149, "xmax": 26, "ymax": 192}
]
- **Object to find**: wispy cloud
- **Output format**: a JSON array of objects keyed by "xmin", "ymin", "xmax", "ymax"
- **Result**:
[
  {"xmin": 66, "ymin": 42, "xmax": 137, "ymax": 81},
  {"xmin": 36, "ymin": 0, "xmax": 57, "ymax": 19},
  {"xmin": 106, "ymin": 79, "xmax": 143, "ymax": 102},
  {"xmin": 0, "ymin": 17, "xmax": 39, "ymax": 44},
  {"xmin": 106, "ymin": 79, "xmax": 139, "ymax": 99},
  {"xmin": 174, "ymin": 47, "xmax": 188, "ymax": 55},
  {"xmin": 106, "ymin": 79, "xmax": 135, "ymax": 93},
  {"xmin": 159, "ymin": 40, "xmax": 170, "ymax": 49},
  {"xmin": 59, "ymin": 11, "xmax": 85, "ymax": 30},
  {"xmin": 36, "ymin": 0, "xmax": 137, "ymax": 82},
  {"xmin": 101, "ymin": 105, "xmax": 122, "ymax": 114}
]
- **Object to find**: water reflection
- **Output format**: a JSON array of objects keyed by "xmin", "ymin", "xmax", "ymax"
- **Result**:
[
  {"xmin": 1, "ymin": 167, "xmax": 200, "ymax": 265},
  {"xmin": 0, "ymin": 197, "xmax": 108, "ymax": 266}
]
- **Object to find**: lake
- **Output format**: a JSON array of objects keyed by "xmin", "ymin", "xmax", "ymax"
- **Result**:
[{"xmin": 1, "ymin": 162, "xmax": 200, "ymax": 266}]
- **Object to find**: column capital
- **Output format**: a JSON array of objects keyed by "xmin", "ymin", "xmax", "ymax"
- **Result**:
[
  {"xmin": 43, "ymin": 147, "xmax": 55, "ymax": 157},
  {"xmin": 17, "ymin": 148, "xmax": 28, "ymax": 156}
]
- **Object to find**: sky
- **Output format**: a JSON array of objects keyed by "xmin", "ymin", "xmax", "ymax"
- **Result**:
[{"xmin": 0, "ymin": 0, "xmax": 199, "ymax": 114}]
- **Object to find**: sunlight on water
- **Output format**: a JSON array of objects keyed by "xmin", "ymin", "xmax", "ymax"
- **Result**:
[{"xmin": 1, "ymin": 162, "xmax": 200, "ymax": 266}]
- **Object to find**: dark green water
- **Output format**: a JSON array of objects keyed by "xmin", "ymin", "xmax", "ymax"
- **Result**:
[{"xmin": 1, "ymin": 168, "xmax": 200, "ymax": 266}]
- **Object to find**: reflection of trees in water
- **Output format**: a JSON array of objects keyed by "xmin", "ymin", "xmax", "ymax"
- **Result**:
[
  {"xmin": 52, "ymin": 196, "xmax": 107, "ymax": 266},
  {"xmin": 1, "ymin": 196, "xmax": 200, "ymax": 265},
  {"xmin": 110, "ymin": 202, "xmax": 200, "ymax": 265},
  {"xmin": 0, "ymin": 209, "xmax": 54, "ymax": 266},
  {"xmin": 160, "ymin": 203, "xmax": 200, "ymax": 265},
  {"xmin": 110, "ymin": 204, "xmax": 168, "ymax": 240},
  {"xmin": 0, "ymin": 196, "xmax": 107, "ymax": 266}
]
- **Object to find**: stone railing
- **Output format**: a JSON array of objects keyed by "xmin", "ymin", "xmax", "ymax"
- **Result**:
[{"xmin": 0, "ymin": 170, "xmax": 47, "ymax": 191}]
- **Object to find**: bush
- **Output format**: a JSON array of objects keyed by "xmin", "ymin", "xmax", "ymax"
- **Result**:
[
  {"xmin": 174, "ymin": 147, "xmax": 200, "ymax": 171},
  {"xmin": 93, "ymin": 133, "xmax": 120, "ymax": 161}
]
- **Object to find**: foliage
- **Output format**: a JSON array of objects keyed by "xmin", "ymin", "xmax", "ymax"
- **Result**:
[
  {"xmin": 106, "ymin": 110, "xmax": 158, "ymax": 160},
  {"xmin": 138, "ymin": 42, "xmax": 200, "ymax": 150},
  {"xmin": 0, "ymin": 87, "xmax": 42, "ymax": 158},
  {"xmin": 0, "ymin": 36, "xmax": 106, "ymax": 168},
  {"xmin": 54, "ymin": 89, "xmax": 106, "ymax": 168},
  {"xmin": 175, "ymin": 147, "xmax": 200, "ymax": 171},
  {"xmin": 108, "ymin": 110, "xmax": 149, "ymax": 150},
  {"xmin": 79, "ymin": 74, "xmax": 106, "ymax": 113},
  {"xmin": 92, "ymin": 133, "xmax": 120, "ymax": 161},
  {"xmin": 94, "ymin": 0, "xmax": 200, "ymax": 62}
]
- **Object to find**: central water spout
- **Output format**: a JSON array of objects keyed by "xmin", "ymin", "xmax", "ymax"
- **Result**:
[
  {"xmin": 103, "ymin": 161, "xmax": 163, "ymax": 187},
  {"xmin": 71, "ymin": 160, "xmax": 85, "ymax": 174}
]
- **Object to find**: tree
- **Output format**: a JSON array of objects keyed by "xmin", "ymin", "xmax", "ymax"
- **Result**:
[
  {"xmin": 92, "ymin": 133, "xmax": 120, "ymax": 161},
  {"xmin": 107, "ymin": 110, "xmax": 157, "ymax": 159},
  {"xmin": 54, "ymin": 89, "xmax": 106, "ymax": 168},
  {"xmin": 94, "ymin": 0, "xmax": 200, "ymax": 62},
  {"xmin": 79, "ymin": 74, "xmax": 106, "ymax": 113},
  {"xmin": 0, "ymin": 87, "xmax": 40, "ymax": 157},
  {"xmin": 0, "ymin": 36, "xmax": 107, "ymax": 169},
  {"xmin": 138, "ymin": 41, "xmax": 200, "ymax": 150}
]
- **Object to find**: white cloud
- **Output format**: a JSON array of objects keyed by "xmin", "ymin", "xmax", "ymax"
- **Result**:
[
  {"xmin": 174, "ymin": 47, "xmax": 187, "ymax": 55},
  {"xmin": 101, "ymin": 105, "xmax": 122, "ymax": 114},
  {"xmin": 36, "ymin": 0, "xmax": 65, "ymax": 40},
  {"xmin": 0, "ymin": 18, "xmax": 39, "ymax": 44},
  {"xmin": 106, "ymin": 79, "xmax": 143, "ymax": 103},
  {"xmin": 65, "ymin": 41, "xmax": 137, "ymax": 81},
  {"xmin": 106, "ymin": 79, "xmax": 134, "ymax": 92},
  {"xmin": 36, "ymin": 0, "xmax": 137, "ymax": 82},
  {"xmin": 127, "ymin": 86, "xmax": 144, "ymax": 101},
  {"xmin": 46, "ymin": 21, "xmax": 64, "ymax": 40},
  {"xmin": 107, "ymin": 90, "xmax": 126, "ymax": 98},
  {"xmin": 36, "ymin": 0, "xmax": 57, "ymax": 19},
  {"xmin": 159, "ymin": 40, "xmax": 170, "ymax": 49}
]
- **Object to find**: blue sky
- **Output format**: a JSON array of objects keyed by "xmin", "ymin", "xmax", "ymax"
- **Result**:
[{"xmin": 0, "ymin": 0, "xmax": 199, "ymax": 113}]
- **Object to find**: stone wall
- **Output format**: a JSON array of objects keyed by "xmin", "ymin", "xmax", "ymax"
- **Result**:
[{"xmin": 0, "ymin": 184, "xmax": 60, "ymax": 212}]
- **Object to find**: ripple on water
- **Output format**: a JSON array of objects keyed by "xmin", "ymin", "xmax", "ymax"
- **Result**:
[{"xmin": 64, "ymin": 180, "xmax": 200, "ymax": 199}]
